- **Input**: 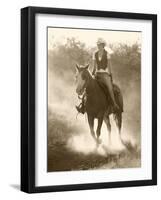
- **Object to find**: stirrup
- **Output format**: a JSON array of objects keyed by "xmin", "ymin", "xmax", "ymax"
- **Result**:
[{"xmin": 75, "ymin": 105, "xmax": 85, "ymax": 114}]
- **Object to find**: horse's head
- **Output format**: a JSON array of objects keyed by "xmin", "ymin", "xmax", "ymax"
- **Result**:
[{"xmin": 75, "ymin": 64, "xmax": 90, "ymax": 95}]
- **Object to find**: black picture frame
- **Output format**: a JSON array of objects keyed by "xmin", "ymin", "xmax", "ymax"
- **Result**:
[{"xmin": 21, "ymin": 6, "xmax": 157, "ymax": 193}]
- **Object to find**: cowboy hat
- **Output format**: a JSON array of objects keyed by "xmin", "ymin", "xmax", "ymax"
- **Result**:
[{"xmin": 96, "ymin": 38, "xmax": 106, "ymax": 46}]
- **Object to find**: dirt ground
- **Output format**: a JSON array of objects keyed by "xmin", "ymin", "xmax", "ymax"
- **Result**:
[{"xmin": 47, "ymin": 113, "xmax": 141, "ymax": 172}]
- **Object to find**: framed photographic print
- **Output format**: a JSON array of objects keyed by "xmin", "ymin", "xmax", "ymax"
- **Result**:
[{"xmin": 21, "ymin": 6, "xmax": 157, "ymax": 193}]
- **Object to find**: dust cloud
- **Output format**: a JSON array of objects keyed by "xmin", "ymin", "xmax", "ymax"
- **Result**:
[
  {"xmin": 47, "ymin": 32, "xmax": 141, "ymax": 171},
  {"xmin": 48, "ymin": 68, "xmax": 139, "ymax": 156}
]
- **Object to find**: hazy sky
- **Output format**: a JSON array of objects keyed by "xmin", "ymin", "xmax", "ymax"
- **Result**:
[{"xmin": 48, "ymin": 27, "xmax": 141, "ymax": 50}]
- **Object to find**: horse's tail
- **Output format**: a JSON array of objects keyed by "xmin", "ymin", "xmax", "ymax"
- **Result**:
[
  {"xmin": 113, "ymin": 83, "xmax": 123, "ymax": 112},
  {"xmin": 114, "ymin": 112, "xmax": 122, "ymax": 132}
]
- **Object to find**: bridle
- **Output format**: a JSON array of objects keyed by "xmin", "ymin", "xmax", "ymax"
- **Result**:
[{"xmin": 77, "ymin": 71, "xmax": 89, "ymax": 100}]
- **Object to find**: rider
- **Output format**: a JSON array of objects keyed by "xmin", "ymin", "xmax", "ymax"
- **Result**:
[{"xmin": 76, "ymin": 38, "xmax": 119, "ymax": 114}]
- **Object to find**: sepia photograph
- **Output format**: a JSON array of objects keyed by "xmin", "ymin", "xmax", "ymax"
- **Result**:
[
  {"xmin": 47, "ymin": 27, "xmax": 141, "ymax": 172},
  {"xmin": 21, "ymin": 7, "xmax": 157, "ymax": 193}
]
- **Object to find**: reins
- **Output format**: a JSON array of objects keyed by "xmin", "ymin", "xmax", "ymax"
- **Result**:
[{"xmin": 75, "ymin": 69, "xmax": 92, "ymax": 120}]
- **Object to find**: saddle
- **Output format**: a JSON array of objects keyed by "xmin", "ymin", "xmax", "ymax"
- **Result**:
[
  {"xmin": 96, "ymin": 79, "xmax": 124, "ymax": 113},
  {"xmin": 76, "ymin": 78, "xmax": 124, "ymax": 114}
]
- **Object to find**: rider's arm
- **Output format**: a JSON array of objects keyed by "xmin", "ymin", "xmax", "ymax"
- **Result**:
[
  {"xmin": 108, "ymin": 59, "xmax": 112, "ymax": 75},
  {"xmin": 92, "ymin": 53, "xmax": 97, "ymax": 75},
  {"xmin": 92, "ymin": 59, "xmax": 97, "ymax": 75},
  {"xmin": 107, "ymin": 53, "xmax": 113, "ymax": 82},
  {"xmin": 107, "ymin": 52, "xmax": 112, "ymax": 75}
]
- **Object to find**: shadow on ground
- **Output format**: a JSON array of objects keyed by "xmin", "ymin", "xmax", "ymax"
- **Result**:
[{"xmin": 10, "ymin": 184, "xmax": 20, "ymax": 191}]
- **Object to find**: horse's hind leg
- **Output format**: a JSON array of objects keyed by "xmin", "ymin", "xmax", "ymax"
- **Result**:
[
  {"xmin": 104, "ymin": 114, "xmax": 111, "ymax": 144},
  {"xmin": 114, "ymin": 112, "xmax": 122, "ymax": 134},
  {"xmin": 114, "ymin": 112, "xmax": 123, "ymax": 144}
]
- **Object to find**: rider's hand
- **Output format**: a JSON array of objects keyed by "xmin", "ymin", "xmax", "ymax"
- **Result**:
[
  {"xmin": 92, "ymin": 72, "xmax": 95, "ymax": 79},
  {"xmin": 109, "ymin": 74, "xmax": 113, "ymax": 82}
]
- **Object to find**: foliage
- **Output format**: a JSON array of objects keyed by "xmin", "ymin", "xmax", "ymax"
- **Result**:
[
  {"xmin": 48, "ymin": 38, "xmax": 141, "ymax": 89},
  {"xmin": 48, "ymin": 37, "xmax": 92, "ymax": 83},
  {"xmin": 111, "ymin": 43, "xmax": 141, "ymax": 85}
]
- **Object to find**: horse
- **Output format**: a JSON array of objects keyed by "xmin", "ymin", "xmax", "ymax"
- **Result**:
[{"xmin": 75, "ymin": 64, "xmax": 123, "ymax": 146}]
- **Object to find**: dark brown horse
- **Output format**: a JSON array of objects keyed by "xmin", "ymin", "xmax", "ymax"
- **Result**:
[{"xmin": 75, "ymin": 64, "xmax": 123, "ymax": 146}]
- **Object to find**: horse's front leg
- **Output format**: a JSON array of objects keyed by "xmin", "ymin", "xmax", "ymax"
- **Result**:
[
  {"xmin": 114, "ymin": 112, "xmax": 122, "ymax": 141},
  {"xmin": 87, "ymin": 115, "xmax": 97, "ymax": 144},
  {"xmin": 96, "ymin": 114, "xmax": 104, "ymax": 145}
]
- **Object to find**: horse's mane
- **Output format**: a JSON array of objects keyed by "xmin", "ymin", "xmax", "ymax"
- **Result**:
[{"xmin": 82, "ymin": 69, "xmax": 93, "ymax": 81}]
